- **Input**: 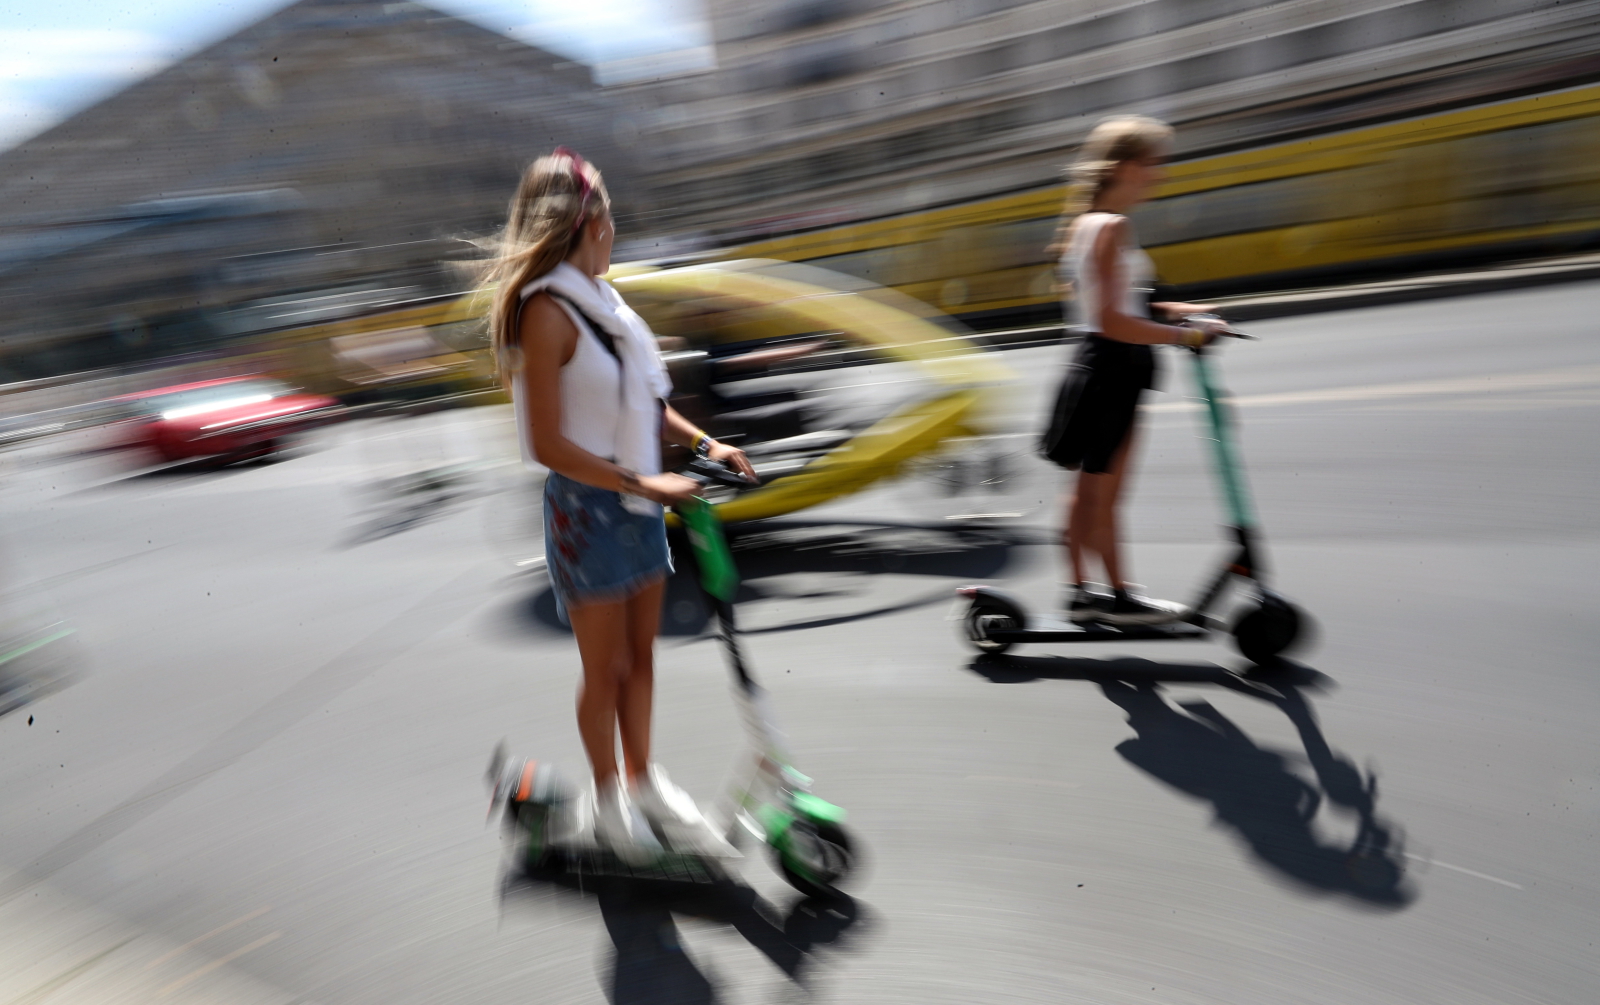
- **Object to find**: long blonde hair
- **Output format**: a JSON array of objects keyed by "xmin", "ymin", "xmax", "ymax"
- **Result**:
[
  {"xmin": 482, "ymin": 148, "xmax": 611, "ymax": 388},
  {"xmin": 1046, "ymin": 115, "xmax": 1174, "ymax": 259}
]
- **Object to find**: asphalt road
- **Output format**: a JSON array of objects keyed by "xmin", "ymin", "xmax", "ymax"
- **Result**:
[{"xmin": 1, "ymin": 281, "xmax": 1597, "ymax": 1004}]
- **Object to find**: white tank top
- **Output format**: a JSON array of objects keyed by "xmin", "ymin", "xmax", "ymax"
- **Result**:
[
  {"xmin": 512, "ymin": 295, "xmax": 624, "ymax": 469},
  {"xmin": 1060, "ymin": 212, "xmax": 1154, "ymax": 334}
]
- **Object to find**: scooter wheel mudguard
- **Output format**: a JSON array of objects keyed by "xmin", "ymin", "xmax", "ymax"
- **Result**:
[
  {"xmin": 792, "ymin": 791, "xmax": 847, "ymax": 825},
  {"xmin": 1231, "ymin": 592, "xmax": 1304, "ymax": 666}
]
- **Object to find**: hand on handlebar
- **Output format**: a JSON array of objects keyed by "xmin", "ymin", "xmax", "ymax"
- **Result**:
[
  {"xmin": 1177, "ymin": 314, "xmax": 1231, "ymax": 346},
  {"xmin": 705, "ymin": 440, "xmax": 757, "ymax": 483}
]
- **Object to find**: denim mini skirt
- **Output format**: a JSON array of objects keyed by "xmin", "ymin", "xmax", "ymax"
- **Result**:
[{"xmin": 543, "ymin": 471, "xmax": 671, "ymax": 617}]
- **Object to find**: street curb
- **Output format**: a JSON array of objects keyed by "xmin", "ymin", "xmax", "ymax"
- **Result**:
[{"xmin": 970, "ymin": 252, "xmax": 1600, "ymax": 348}]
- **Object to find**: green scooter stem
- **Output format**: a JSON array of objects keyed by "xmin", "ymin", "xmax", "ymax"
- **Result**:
[
  {"xmin": 679, "ymin": 496, "xmax": 741, "ymax": 604},
  {"xmin": 1189, "ymin": 346, "xmax": 1257, "ymax": 532}
]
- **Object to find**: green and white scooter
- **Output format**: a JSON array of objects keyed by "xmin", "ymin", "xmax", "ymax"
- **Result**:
[
  {"xmin": 488, "ymin": 460, "xmax": 857, "ymax": 899},
  {"xmin": 958, "ymin": 320, "xmax": 1307, "ymax": 665}
]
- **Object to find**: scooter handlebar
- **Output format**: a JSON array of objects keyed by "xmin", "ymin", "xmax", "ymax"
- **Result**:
[
  {"xmin": 1182, "ymin": 313, "xmax": 1256, "ymax": 340},
  {"xmin": 684, "ymin": 455, "xmax": 759, "ymax": 488}
]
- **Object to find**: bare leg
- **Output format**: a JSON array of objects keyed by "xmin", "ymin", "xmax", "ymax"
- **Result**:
[
  {"xmin": 617, "ymin": 577, "xmax": 666, "ymax": 784},
  {"xmin": 1072, "ymin": 471, "xmax": 1113, "ymax": 586},
  {"xmin": 1095, "ymin": 430, "xmax": 1139, "ymax": 589},
  {"xmin": 1062, "ymin": 480, "xmax": 1088, "ymax": 585},
  {"xmin": 567, "ymin": 598, "xmax": 629, "ymax": 786},
  {"xmin": 1067, "ymin": 429, "xmax": 1139, "ymax": 589}
]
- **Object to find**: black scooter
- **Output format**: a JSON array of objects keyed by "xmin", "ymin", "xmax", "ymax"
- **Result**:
[{"xmin": 957, "ymin": 323, "xmax": 1306, "ymax": 666}]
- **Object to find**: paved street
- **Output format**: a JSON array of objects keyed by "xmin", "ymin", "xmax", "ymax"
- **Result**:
[{"xmin": 2, "ymin": 280, "xmax": 1597, "ymax": 1004}]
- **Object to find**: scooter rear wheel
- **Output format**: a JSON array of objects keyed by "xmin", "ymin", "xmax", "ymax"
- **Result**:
[
  {"xmin": 964, "ymin": 597, "xmax": 1023, "ymax": 655},
  {"xmin": 776, "ymin": 819, "xmax": 855, "ymax": 901},
  {"xmin": 1231, "ymin": 593, "xmax": 1303, "ymax": 666}
]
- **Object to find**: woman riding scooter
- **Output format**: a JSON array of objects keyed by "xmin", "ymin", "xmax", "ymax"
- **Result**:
[
  {"xmin": 483, "ymin": 149, "xmax": 756, "ymax": 859},
  {"xmin": 1042, "ymin": 116, "xmax": 1229, "ymax": 625}
]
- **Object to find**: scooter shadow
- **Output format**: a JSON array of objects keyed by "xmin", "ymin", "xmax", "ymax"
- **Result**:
[
  {"xmin": 512, "ymin": 518, "xmax": 1035, "ymax": 637},
  {"xmin": 500, "ymin": 867, "xmax": 870, "ymax": 1002},
  {"xmin": 968, "ymin": 654, "xmax": 1414, "ymax": 909}
]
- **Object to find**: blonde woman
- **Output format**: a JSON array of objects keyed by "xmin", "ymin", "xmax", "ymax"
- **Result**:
[
  {"xmin": 1042, "ymin": 116, "xmax": 1228, "ymax": 625},
  {"xmin": 485, "ymin": 149, "xmax": 754, "ymax": 858}
]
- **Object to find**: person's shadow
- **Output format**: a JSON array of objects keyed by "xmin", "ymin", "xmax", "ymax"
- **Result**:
[
  {"xmin": 970, "ymin": 655, "xmax": 1413, "ymax": 908},
  {"xmin": 501, "ymin": 865, "xmax": 868, "ymax": 1002}
]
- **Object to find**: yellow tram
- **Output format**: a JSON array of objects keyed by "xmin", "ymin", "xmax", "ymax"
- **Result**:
[{"xmin": 720, "ymin": 84, "xmax": 1600, "ymax": 320}]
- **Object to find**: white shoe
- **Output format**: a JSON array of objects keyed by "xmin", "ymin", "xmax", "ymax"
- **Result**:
[
  {"xmin": 593, "ymin": 779, "xmax": 662, "ymax": 864},
  {"xmin": 634, "ymin": 764, "xmax": 740, "ymax": 858}
]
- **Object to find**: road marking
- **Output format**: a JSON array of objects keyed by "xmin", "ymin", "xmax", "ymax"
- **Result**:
[
  {"xmin": 1146, "ymin": 363, "xmax": 1600, "ymax": 413},
  {"xmin": 1403, "ymin": 852, "xmax": 1523, "ymax": 889},
  {"xmin": 158, "ymin": 931, "xmax": 282, "ymax": 996},
  {"xmin": 143, "ymin": 906, "xmax": 271, "ymax": 970}
]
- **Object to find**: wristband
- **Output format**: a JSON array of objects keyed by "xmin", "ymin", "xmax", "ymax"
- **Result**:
[
  {"xmin": 1176, "ymin": 326, "xmax": 1204, "ymax": 348},
  {"xmin": 691, "ymin": 431, "xmax": 712, "ymax": 457}
]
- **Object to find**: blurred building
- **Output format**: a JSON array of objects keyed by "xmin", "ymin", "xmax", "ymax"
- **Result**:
[
  {"xmin": 0, "ymin": 0, "xmax": 635, "ymax": 385},
  {"xmin": 612, "ymin": 0, "xmax": 1600, "ymax": 244}
]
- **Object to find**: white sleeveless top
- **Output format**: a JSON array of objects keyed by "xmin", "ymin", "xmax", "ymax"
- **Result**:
[
  {"xmin": 509, "ymin": 262, "xmax": 673, "ymax": 515},
  {"xmin": 1060, "ymin": 212, "xmax": 1154, "ymax": 334},
  {"xmin": 511, "ymin": 297, "xmax": 624, "ymax": 465}
]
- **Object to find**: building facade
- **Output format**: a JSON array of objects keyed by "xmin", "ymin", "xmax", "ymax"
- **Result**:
[
  {"xmin": 612, "ymin": 0, "xmax": 1600, "ymax": 244},
  {"xmin": 0, "ymin": 0, "xmax": 635, "ymax": 382}
]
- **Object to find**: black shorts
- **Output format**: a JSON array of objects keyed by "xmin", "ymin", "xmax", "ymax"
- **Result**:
[{"xmin": 1040, "ymin": 336, "xmax": 1157, "ymax": 475}]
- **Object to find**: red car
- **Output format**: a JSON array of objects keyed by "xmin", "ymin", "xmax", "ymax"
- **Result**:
[{"xmin": 108, "ymin": 376, "xmax": 343, "ymax": 463}]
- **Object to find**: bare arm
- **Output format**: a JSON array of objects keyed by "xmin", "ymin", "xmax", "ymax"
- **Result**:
[
  {"xmin": 660, "ymin": 401, "xmax": 757, "ymax": 481},
  {"xmin": 1151, "ymin": 300, "xmax": 1216, "ymax": 321},
  {"xmin": 520, "ymin": 293, "xmax": 698, "ymax": 502},
  {"xmin": 1092, "ymin": 218, "xmax": 1195, "ymax": 346}
]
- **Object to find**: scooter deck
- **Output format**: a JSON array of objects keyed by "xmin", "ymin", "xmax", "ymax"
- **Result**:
[
  {"xmin": 524, "ymin": 843, "xmax": 736, "ymax": 886},
  {"xmin": 988, "ymin": 615, "xmax": 1213, "ymax": 644}
]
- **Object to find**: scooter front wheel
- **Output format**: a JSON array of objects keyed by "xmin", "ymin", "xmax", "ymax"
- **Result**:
[
  {"xmin": 1231, "ymin": 592, "xmax": 1304, "ymax": 666},
  {"xmin": 963, "ymin": 596, "xmax": 1023, "ymax": 654},
  {"xmin": 775, "ymin": 819, "xmax": 856, "ymax": 900}
]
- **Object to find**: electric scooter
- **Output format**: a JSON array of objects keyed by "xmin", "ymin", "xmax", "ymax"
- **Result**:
[
  {"xmin": 487, "ymin": 459, "xmax": 858, "ymax": 899},
  {"xmin": 956, "ymin": 320, "xmax": 1306, "ymax": 666}
]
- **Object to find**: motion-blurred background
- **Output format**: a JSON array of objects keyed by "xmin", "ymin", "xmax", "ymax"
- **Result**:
[
  {"xmin": 3, "ymin": 0, "xmax": 1598, "ymax": 413},
  {"xmin": 4, "ymin": 4, "xmax": 1600, "ymax": 1004}
]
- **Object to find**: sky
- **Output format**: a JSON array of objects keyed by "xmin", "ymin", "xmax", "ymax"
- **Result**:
[{"xmin": 0, "ymin": 0, "xmax": 711, "ymax": 149}]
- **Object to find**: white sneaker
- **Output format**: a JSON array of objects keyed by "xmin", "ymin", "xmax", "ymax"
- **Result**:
[
  {"xmin": 593, "ymin": 779, "xmax": 662, "ymax": 864},
  {"xmin": 634, "ymin": 764, "xmax": 740, "ymax": 858}
]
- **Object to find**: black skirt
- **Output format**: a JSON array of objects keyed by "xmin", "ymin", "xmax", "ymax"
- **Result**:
[{"xmin": 1040, "ymin": 335, "xmax": 1157, "ymax": 474}]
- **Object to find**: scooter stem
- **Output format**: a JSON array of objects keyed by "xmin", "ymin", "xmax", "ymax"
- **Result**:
[{"xmin": 1189, "ymin": 347, "xmax": 1257, "ymax": 531}]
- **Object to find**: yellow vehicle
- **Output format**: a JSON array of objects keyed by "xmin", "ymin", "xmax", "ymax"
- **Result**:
[
  {"xmin": 720, "ymin": 84, "xmax": 1600, "ymax": 323},
  {"xmin": 612, "ymin": 259, "xmax": 1012, "ymax": 524},
  {"xmin": 261, "ymin": 259, "xmax": 1011, "ymax": 525}
]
